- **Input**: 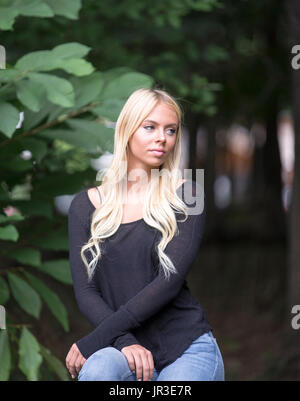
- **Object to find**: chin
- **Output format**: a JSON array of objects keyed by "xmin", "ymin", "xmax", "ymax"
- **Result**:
[{"xmin": 148, "ymin": 160, "xmax": 164, "ymax": 168}]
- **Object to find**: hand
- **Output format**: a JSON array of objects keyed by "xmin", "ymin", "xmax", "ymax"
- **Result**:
[
  {"xmin": 65, "ymin": 343, "xmax": 86, "ymax": 379},
  {"xmin": 121, "ymin": 344, "xmax": 154, "ymax": 381}
]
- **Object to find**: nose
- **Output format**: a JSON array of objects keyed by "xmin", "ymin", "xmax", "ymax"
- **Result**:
[{"xmin": 155, "ymin": 127, "xmax": 166, "ymax": 142}]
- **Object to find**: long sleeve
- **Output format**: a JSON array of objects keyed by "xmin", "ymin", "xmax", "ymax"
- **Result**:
[
  {"xmin": 76, "ymin": 183, "xmax": 206, "ymax": 359},
  {"xmin": 68, "ymin": 195, "xmax": 140, "ymax": 352}
]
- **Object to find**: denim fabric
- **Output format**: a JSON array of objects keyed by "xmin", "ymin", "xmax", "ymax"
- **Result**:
[{"xmin": 78, "ymin": 330, "xmax": 225, "ymax": 381}]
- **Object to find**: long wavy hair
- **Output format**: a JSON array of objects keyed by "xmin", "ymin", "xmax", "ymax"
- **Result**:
[{"xmin": 81, "ymin": 87, "xmax": 189, "ymax": 281}]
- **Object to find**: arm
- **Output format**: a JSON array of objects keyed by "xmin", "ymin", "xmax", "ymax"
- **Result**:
[
  {"xmin": 68, "ymin": 195, "xmax": 140, "ymax": 352},
  {"xmin": 76, "ymin": 185, "xmax": 206, "ymax": 359}
]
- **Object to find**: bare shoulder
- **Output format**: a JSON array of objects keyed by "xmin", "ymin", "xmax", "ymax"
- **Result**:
[
  {"xmin": 176, "ymin": 178, "xmax": 186, "ymax": 189},
  {"xmin": 88, "ymin": 182, "xmax": 185, "ymax": 207},
  {"xmin": 87, "ymin": 185, "xmax": 104, "ymax": 209}
]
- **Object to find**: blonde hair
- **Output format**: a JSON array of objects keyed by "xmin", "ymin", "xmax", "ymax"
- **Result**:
[{"xmin": 81, "ymin": 87, "xmax": 189, "ymax": 281}]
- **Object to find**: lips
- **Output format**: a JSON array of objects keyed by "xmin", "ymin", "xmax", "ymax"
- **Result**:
[{"xmin": 149, "ymin": 150, "xmax": 165, "ymax": 157}]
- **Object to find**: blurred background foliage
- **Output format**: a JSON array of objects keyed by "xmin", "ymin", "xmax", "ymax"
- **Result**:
[{"xmin": 0, "ymin": 0, "xmax": 299, "ymax": 380}]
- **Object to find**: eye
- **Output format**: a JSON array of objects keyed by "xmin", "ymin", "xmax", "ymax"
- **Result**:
[
  {"xmin": 167, "ymin": 128, "xmax": 177, "ymax": 135},
  {"xmin": 143, "ymin": 126, "xmax": 177, "ymax": 135}
]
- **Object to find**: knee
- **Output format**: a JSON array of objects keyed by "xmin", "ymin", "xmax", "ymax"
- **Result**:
[{"xmin": 78, "ymin": 347, "xmax": 127, "ymax": 381}]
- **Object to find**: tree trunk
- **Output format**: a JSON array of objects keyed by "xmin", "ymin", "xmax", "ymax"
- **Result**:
[
  {"xmin": 260, "ymin": 0, "xmax": 287, "ymax": 241},
  {"xmin": 186, "ymin": 112, "xmax": 200, "ymax": 177},
  {"xmin": 262, "ymin": 96, "xmax": 287, "ymax": 239},
  {"xmin": 282, "ymin": 0, "xmax": 300, "ymax": 380},
  {"xmin": 203, "ymin": 118, "xmax": 217, "ymax": 239}
]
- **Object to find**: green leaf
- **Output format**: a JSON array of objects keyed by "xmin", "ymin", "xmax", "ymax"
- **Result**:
[
  {"xmin": 44, "ymin": 104, "xmax": 67, "ymax": 124},
  {"xmin": 66, "ymin": 118, "xmax": 114, "ymax": 151},
  {"xmin": 30, "ymin": 229, "xmax": 69, "ymax": 251},
  {"xmin": 71, "ymin": 72, "xmax": 104, "ymax": 108},
  {"xmin": 10, "ymin": 247, "xmax": 41, "ymax": 267},
  {"xmin": 15, "ymin": 79, "xmax": 45, "ymax": 112},
  {"xmin": 45, "ymin": 0, "xmax": 82, "ymax": 20},
  {"xmin": 16, "ymin": 0, "xmax": 54, "ymax": 17},
  {"xmin": 99, "ymin": 72, "xmax": 154, "ymax": 100},
  {"xmin": 52, "ymin": 42, "xmax": 91, "ymax": 59},
  {"xmin": 24, "ymin": 272, "xmax": 69, "ymax": 331},
  {"xmin": 0, "ymin": 102, "xmax": 20, "ymax": 138},
  {"xmin": 54, "ymin": 58, "xmax": 94, "ymax": 76},
  {"xmin": 28, "ymin": 72, "xmax": 74, "ymax": 107},
  {"xmin": 22, "ymin": 101, "xmax": 52, "ymax": 131},
  {"xmin": 0, "ymin": 69, "xmax": 20, "ymax": 82},
  {"xmin": 0, "ymin": 213, "xmax": 24, "ymax": 224},
  {"xmin": 18, "ymin": 327, "xmax": 42, "ymax": 381},
  {"xmin": 42, "ymin": 123, "xmax": 114, "ymax": 153},
  {"xmin": 39, "ymin": 344, "xmax": 70, "ymax": 381},
  {"xmin": 92, "ymin": 98, "xmax": 125, "ymax": 121},
  {"xmin": 0, "ymin": 7, "xmax": 18, "ymax": 30},
  {"xmin": 32, "ymin": 259, "xmax": 72, "ymax": 285},
  {"xmin": 15, "ymin": 50, "xmax": 57, "ymax": 72},
  {"xmin": 0, "ymin": 277, "xmax": 10, "ymax": 305},
  {"xmin": 0, "ymin": 225, "xmax": 19, "ymax": 241},
  {"xmin": 7, "ymin": 272, "xmax": 41, "ymax": 319},
  {"xmin": 15, "ymin": 47, "xmax": 92, "ymax": 76},
  {"xmin": 0, "ymin": 330, "xmax": 11, "ymax": 381},
  {"xmin": 41, "ymin": 128, "xmax": 92, "ymax": 152}
]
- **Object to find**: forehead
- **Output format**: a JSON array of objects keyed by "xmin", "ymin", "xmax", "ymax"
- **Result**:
[{"xmin": 143, "ymin": 103, "xmax": 178, "ymax": 124}]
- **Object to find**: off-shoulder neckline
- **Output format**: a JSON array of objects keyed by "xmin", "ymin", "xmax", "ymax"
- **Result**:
[
  {"xmin": 84, "ymin": 187, "xmax": 143, "ymax": 226},
  {"xmin": 84, "ymin": 180, "xmax": 193, "ymax": 226}
]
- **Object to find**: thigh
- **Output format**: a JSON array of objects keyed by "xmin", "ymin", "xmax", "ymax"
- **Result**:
[
  {"xmin": 156, "ymin": 331, "xmax": 225, "ymax": 381},
  {"xmin": 78, "ymin": 346, "xmax": 132, "ymax": 381}
]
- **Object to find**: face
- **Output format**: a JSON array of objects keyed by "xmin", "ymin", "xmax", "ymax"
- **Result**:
[{"xmin": 127, "ymin": 102, "xmax": 178, "ymax": 180}]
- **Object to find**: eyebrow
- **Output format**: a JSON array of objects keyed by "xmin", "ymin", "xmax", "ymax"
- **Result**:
[{"xmin": 143, "ymin": 119, "xmax": 178, "ymax": 128}]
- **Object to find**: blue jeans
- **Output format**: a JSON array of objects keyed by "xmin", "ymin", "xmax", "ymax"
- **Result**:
[{"xmin": 78, "ymin": 331, "xmax": 225, "ymax": 381}]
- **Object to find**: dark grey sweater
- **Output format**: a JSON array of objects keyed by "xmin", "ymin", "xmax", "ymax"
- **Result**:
[{"xmin": 68, "ymin": 179, "xmax": 212, "ymax": 371}]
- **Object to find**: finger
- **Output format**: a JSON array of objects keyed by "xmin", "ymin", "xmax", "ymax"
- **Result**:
[
  {"xmin": 74, "ymin": 353, "xmax": 83, "ymax": 375},
  {"xmin": 123, "ymin": 350, "xmax": 136, "ymax": 374},
  {"xmin": 81, "ymin": 356, "xmax": 86, "ymax": 372},
  {"xmin": 78, "ymin": 355, "xmax": 86, "ymax": 374},
  {"xmin": 66, "ymin": 346, "xmax": 75, "ymax": 373},
  {"xmin": 68, "ymin": 349, "xmax": 78, "ymax": 378},
  {"xmin": 74, "ymin": 352, "xmax": 86, "ymax": 376},
  {"xmin": 133, "ymin": 352, "xmax": 143, "ymax": 381},
  {"xmin": 147, "ymin": 352, "xmax": 154, "ymax": 381},
  {"xmin": 65, "ymin": 349, "xmax": 71, "ymax": 370},
  {"xmin": 139, "ymin": 351, "xmax": 151, "ymax": 381}
]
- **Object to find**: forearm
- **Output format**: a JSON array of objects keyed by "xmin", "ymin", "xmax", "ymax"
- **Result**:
[
  {"xmin": 76, "ymin": 304, "xmax": 141, "ymax": 358},
  {"xmin": 76, "ymin": 274, "xmax": 184, "ymax": 358},
  {"xmin": 68, "ymin": 201, "xmax": 140, "ymax": 354},
  {"xmin": 76, "ymin": 294, "xmax": 140, "ymax": 351}
]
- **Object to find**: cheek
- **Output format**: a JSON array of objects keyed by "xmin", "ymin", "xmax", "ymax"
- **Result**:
[
  {"xmin": 168, "ymin": 137, "xmax": 177, "ymax": 150},
  {"xmin": 131, "ymin": 131, "xmax": 151, "ymax": 150}
]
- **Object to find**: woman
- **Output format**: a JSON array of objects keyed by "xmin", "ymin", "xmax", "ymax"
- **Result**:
[{"xmin": 66, "ymin": 87, "xmax": 225, "ymax": 381}]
